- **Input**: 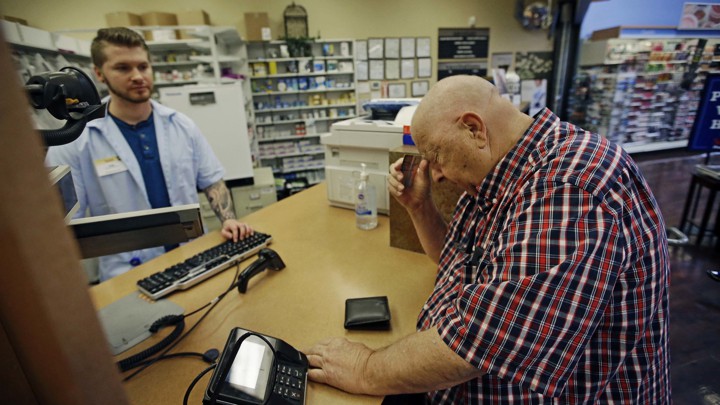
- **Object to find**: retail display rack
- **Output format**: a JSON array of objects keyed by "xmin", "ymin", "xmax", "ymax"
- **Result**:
[{"xmin": 568, "ymin": 37, "xmax": 720, "ymax": 153}]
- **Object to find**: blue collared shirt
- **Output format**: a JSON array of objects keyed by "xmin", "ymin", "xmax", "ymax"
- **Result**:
[{"xmin": 110, "ymin": 112, "xmax": 171, "ymax": 210}]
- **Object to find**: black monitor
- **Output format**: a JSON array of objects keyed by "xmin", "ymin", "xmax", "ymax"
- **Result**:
[
  {"xmin": 688, "ymin": 72, "xmax": 720, "ymax": 152},
  {"xmin": 48, "ymin": 165, "xmax": 79, "ymax": 222},
  {"xmin": 69, "ymin": 204, "xmax": 204, "ymax": 258}
]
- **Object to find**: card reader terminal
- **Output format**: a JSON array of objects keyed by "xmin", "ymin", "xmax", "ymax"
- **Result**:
[{"xmin": 204, "ymin": 327, "xmax": 308, "ymax": 405}]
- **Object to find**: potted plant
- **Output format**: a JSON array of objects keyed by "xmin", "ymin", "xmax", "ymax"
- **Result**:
[{"xmin": 283, "ymin": 36, "xmax": 312, "ymax": 57}]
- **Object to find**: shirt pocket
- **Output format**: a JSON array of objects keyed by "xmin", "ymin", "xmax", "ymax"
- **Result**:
[
  {"xmin": 164, "ymin": 142, "xmax": 198, "ymax": 198},
  {"xmin": 442, "ymin": 243, "xmax": 473, "ymax": 287},
  {"xmin": 95, "ymin": 169, "xmax": 148, "ymax": 213}
]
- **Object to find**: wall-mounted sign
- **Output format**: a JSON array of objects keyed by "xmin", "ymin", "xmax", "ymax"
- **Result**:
[
  {"xmin": 679, "ymin": 2, "xmax": 720, "ymax": 30},
  {"xmin": 189, "ymin": 92, "xmax": 216, "ymax": 105},
  {"xmin": 438, "ymin": 28, "xmax": 489, "ymax": 59},
  {"xmin": 437, "ymin": 61, "xmax": 487, "ymax": 80},
  {"xmin": 688, "ymin": 73, "xmax": 720, "ymax": 151}
]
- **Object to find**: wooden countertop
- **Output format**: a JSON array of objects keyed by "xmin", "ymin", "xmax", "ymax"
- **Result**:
[{"xmin": 91, "ymin": 182, "xmax": 437, "ymax": 404}]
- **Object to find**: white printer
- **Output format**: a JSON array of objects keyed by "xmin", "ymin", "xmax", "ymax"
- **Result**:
[{"xmin": 321, "ymin": 101, "xmax": 419, "ymax": 214}]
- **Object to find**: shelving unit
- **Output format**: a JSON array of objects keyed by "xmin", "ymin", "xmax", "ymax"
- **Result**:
[
  {"xmin": 568, "ymin": 37, "xmax": 717, "ymax": 153},
  {"xmin": 142, "ymin": 26, "xmax": 250, "ymax": 97},
  {"xmin": 246, "ymin": 39, "xmax": 358, "ymax": 188},
  {"xmin": 3, "ymin": 20, "xmax": 94, "ymax": 82}
]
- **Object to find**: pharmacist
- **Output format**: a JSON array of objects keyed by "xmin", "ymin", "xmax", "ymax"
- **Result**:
[{"xmin": 46, "ymin": 27, "xmax": 253, "ymax": 281}]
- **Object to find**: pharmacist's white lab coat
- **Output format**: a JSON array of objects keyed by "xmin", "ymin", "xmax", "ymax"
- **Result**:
[{"xmin": 46, "ymin": 100, "xmax": 225, "ymax": 281}]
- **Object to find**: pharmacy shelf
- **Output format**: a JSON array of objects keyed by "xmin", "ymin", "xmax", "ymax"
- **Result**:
[
  {"xmin": 153, "ymin": 60, "xmax": 201, "ymax": 67},
  {"xmin": 255, "ymin": 103, "xmax": 357, "ymax": 113},
  {"xmin": 259, "ymin": 151, "xmax": 325, "ymax": 159},
  {"xmin": 256, "ymin": 115, "xmax": 356, "ymax": 126},
  {"xmin": 249, "ymin": 56, "xmax": 354, "ymax": 63},
  {"xmin": 622, "ymin": 140, "xmax": 688, "ymax": 154},
  {"xmin": 146, "ymin": 38, "xmax": 208, "ymax": 51},
  {"xmin": 252, "ymin": 87, "xmax": 355, "ymax": 96},
  {"xmin": 273, "ymin": 163, "xmax": 326, "ymax": 174},
  {"xmin": 155, "ymin": 80, "xmax": 200, "ymax": 86},
  {"xmin": 257, "ymin": 134, "xmax": 322, "ymax": 143},
  {"xmin": 251, "ymin": 71, "xmax": 353, "ymax": 79},
  {"xmin": 191, "ymin": 54, "xmax": 244, "ymax": 64},
  {"xmin": 569, "ymin": 37, "xmax": 714, "ymax": 151},
  {"xmin": 247, "ymin": 39, "xmax": 357, "ymax": 182}
]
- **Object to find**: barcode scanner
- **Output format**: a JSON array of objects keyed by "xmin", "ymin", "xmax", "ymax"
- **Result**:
[{"xmin": 236, "ymin": 248, "xmax": 286, "ymax": 293}]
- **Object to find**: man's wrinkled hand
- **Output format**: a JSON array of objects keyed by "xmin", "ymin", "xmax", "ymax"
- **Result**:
[{"xmin": 306, "ymin": 337, "xmax": 375, "ymax": 395}]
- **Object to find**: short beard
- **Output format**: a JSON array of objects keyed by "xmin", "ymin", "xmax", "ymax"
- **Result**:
[{"xmin": 105, "ymin": 80, "xmax": 152, "ymax": 104}]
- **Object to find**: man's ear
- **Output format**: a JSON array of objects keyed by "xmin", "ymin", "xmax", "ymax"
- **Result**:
[
  {"xmin": 460, "ymin": 112, "xmax": 487, "ymax": 147},
  {"xmin": 94, "ymin": 66, "xmax": 104, "ymax": 83}
]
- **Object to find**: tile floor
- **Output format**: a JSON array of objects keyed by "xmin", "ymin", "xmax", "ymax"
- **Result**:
[{"xmin": 640, "ymin": 151, "xmax": 720, "ymax": 404}]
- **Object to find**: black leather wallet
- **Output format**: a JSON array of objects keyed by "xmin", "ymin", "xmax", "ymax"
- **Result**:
[{"xmin": 344, "ymin": 296, "xmax": 391, "ymax": 330}]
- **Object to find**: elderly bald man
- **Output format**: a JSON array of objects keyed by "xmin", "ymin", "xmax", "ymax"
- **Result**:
[{"xmin": 307, "ymin": 75, "xmax": 671, "ymax": 404}]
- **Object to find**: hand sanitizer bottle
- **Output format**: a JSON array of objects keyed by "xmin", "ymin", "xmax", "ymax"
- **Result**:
[{"xmin": 355, "ymin": 163, "xmax": 377, "ymax": 230}]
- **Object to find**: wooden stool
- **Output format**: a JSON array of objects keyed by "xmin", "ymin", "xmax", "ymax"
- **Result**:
[{"xmin": 679, "ymin": 171, "xmax": 720, "ymax": 246}]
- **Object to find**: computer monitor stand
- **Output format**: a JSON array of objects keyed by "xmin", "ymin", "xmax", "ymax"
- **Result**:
[{"xmin": 69, "ymin": 204, "xmax": 204, "ymax": 259}]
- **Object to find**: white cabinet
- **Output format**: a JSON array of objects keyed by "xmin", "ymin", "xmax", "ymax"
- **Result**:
[
  {"xmin": 231, "ymin": 167, "xmax": 277, "ymax": 218},
  {"xmin": 247, "ymin": 39, "xmax": 358, "ymax": 189},
  {"xmin": 159, "ymin": 84, "xmax": 254, "ymax": 184}
]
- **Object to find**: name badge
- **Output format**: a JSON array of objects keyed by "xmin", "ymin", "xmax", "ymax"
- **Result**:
[{"xmin": 94, "ymin": 156, "xmax": 128, "ymax": 177}]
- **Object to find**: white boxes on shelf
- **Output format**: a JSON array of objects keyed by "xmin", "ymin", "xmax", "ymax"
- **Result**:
[
  {"xmin": 17, "ymin": 24, "xmax": 54, "ymax": 50},
  {"xmin": 1, "ymin": 20, "xmax": 22, "ymax": 44},
  {"xmin": 52, "ymin": 34, "xmax": 91, "ymax": 57}
]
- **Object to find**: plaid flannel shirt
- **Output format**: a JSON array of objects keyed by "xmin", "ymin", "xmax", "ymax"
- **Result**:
[{"xmin": 418, "ymin": 109, "xmax": 671, "ymax": 404}]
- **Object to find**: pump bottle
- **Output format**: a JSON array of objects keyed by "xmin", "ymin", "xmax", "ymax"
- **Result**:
[{"xmin": 355, "ymin": 163, "xmax": 378, "ymax": 230}]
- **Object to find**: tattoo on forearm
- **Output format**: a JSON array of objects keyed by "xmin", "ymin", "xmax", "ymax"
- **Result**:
[{"xmin": 204, "ymin": 181, "xmax": 237, "ymax": 222}]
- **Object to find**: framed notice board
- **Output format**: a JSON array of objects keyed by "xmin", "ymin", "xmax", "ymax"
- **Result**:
[
  {"xmin": 688, "ymin": 73, "xmax": 720, "ymax": 151},
  {"xmin": 437, "ymin": 61, "xmax": 487, "ymax": 80},
  {"xmin": 438, "ymin": 28, "xmax": 489, "ymax": 59}
]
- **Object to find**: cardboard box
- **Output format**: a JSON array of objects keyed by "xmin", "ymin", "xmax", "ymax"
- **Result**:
[
  {"xmin": 141, "ymin": 12, "xmax": 177, "ymax": 26},
  {"xmin": 177, "ymin": 10, "xmax": 210, "ymax": 25},
  {"xmin": 140, "ymin": 12, "xmax": 178, "ymax": 41},
  {"xmin": 588, "ymin": 26, "xmax": 664, "ymax": 41},
  {"xmin": 105, "ymin": 12, "xmax": 141, "ymax": 27},
  {"xmin": 244, "ymin": 12, "xmax": 270, "ymax": 41},
  {"xmin": 177, "ymin": 10, "xmax": 210, "ymax": 39},
  {"xmin": 590, "ymin": 26, "xmax": 622, "ymax": 41}
]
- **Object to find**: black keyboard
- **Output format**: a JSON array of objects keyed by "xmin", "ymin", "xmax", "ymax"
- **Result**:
[{"xmin": 137, "ymin": 232, "xmax": 272, "ymax": 299}]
